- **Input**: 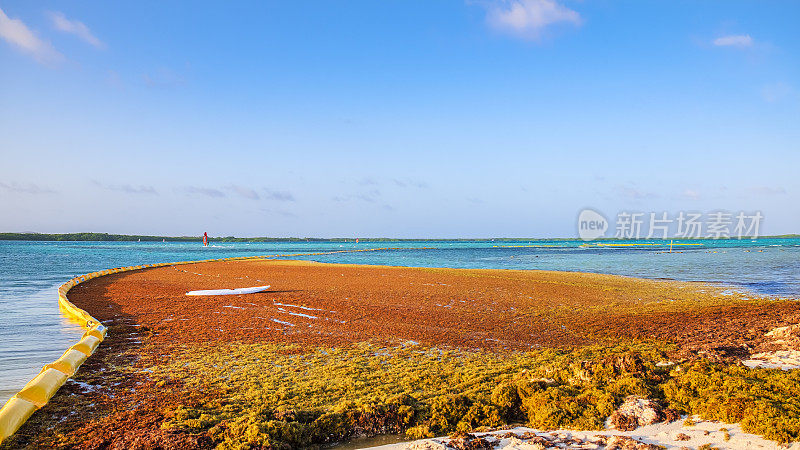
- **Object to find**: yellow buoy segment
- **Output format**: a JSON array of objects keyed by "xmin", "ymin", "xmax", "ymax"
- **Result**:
[
  {"xmin": 84, "ymin": 324, "xmax": 107, "ymax": 340},
  {"xmin": 15, "ymin": 369, "xmax": 69, "ymax": 408},
  {"xmin": 44, "ymin": 349, "xmax": 89, "ymax": 377},
  {"xmin": 0, "ymin": 398, "xmax": 38, "ymax": 442},
  {"xmin": 70, "ymin": 335, "xmax": 102, "ymax": 356}
]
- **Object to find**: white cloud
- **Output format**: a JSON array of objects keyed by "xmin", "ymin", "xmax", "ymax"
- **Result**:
[
  {"xmin": 713, "ymin": 34, "xmax": 753, "ymax": 48},
  {"xmin": 486, "ymin": 0, "xmax": 581, "ymax": 40},
  {"xmin": 0, "ymin": 6, "xmax": 63, "ymax": 63},
  {"xmin": 48, "ymin": 11, "xmax": 105, "ymax": 49}
]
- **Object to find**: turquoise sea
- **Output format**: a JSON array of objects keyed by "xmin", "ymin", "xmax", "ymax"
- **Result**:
[{"xmin": 1, "ymin": 238, "xmax": 799, "ymax": 403}]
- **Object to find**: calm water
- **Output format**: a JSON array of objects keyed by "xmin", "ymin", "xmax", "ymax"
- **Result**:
[{"xmin": 1, "ymin": 238, "xmax": 799, "ymax": 403}]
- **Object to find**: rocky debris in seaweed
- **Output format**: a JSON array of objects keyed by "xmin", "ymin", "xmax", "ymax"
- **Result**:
[
  {"xmin": 609, "ymin": 396, "xmax": 680, "ymax": 431},
  {"xmin": 437, "ymin": 430, "xmax": 616, "ymax": 449},
  {"xmin": 745, "ymin": 322, "xmax": 800, "ymax": 369},
  {"xmin": 446, "ymin": 432, "xmax": 496, "ymax": 449},
  {"xmin": 767, "ymin": 324, "xmax": 800, "ymax": 341},
  {"xmin": 496, "ymin": 431, "xmax": 554, "ymax": 446},
  {"xmin": 605, "ymin": 435, "xmax": 663, "ymax": 450},
  {"xmin": 432, "ymin": 430, "xmax": 673, "ymax": 450}
]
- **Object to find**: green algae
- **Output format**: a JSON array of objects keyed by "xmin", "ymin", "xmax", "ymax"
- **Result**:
[
  {"xmin": 146, "ymin": 341, "xmax": 681, "ymax": 448},
  {"xmin": 663, "ymin": 361, "xmax": 800, "ymax": 443},
  {"xmin": 8, "ymin": 336, "xmax": 792, "ymax": 449},
  {"xmin": 132, "ymin": 340, "xmax": 800, "ymax": 448}
]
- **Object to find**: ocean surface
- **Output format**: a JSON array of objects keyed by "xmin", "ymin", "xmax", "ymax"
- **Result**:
[{"xmin": 1, "ymin": 238, "xmax": 799, "ymax": 404}]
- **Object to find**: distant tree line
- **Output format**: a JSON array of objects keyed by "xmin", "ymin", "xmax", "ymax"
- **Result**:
[
  {"xmin": 0, "ymin": 232, "xmax": 796, "ymax": 242},
  {"xmin": 0, "ymin": 233, "xmax": 200, "ymax": 242}
]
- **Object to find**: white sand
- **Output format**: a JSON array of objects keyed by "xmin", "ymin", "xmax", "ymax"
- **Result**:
[
  {"xmin": 744, "ymin": 324, "xmax": 800, "ymax": 370},
  {"xmin": 743, "ymin": 350, "xmax": 800, "ymax": 370},
  {"xmin": 368, "ymin": 417, "xmax": 800, "ymax": 449}
]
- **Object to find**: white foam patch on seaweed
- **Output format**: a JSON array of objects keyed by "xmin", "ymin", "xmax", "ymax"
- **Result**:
[
  {"xmin": 69, "ymin": 380, "xmax": 102, "ymax": 393},
  {"xmin": 273, "ymin": 302, "xmax": 323, "ymax": 311},
  {"xmin": 283, "ymin": 311, "xmax": 318, "ymax": 319},
  {"xmin": 271, "ymin": 318, "xmax": 295, "ymax": 327}
]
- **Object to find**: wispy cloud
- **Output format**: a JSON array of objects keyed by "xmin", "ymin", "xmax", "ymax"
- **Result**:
[
  {"xmin": 392, "ymin": 178, "xmax": 429, "ymax": 189},
  {"xmin": 333, "ymin": 189, "xmax": 381, "ymax": 203},
  {"xmin": 749, "ymin": 186, "xmax": 786, "ymax": 196},
  {"xmin": 180, "ymin": 185, "xmax": 294, "ymax": 201},
  {"xmin": 713, "ymin": 34, "xmax": 753, "ymax": 48},
  {"xmin": 357, "ymin": 189, "xmax": 381, "ymax": 203},
  {"xmin": 264, "ymin": 189, "xmax": 295, "ymax": 202},
  {"xmin": 486, "ymin": 0, "xmax": 581, "ymax": 41},
  {"xmin": 181, "ymin": 186, "xmax": 226, "ymax": 198},
  {"xmin": 47, "ymin": 11, "xmax": 104, "ymax": 49},
  {"xmin": 92, "ymin": 180, "xmax": 157, "ymax": 195},
  {"xmin": 614, "ymin": 184, "xmax": 658, "ymax": 200},
  {"xmin": 0, "ymin": 181, "xmax": 57, "ymax": 194},
  {"xmin": 0, "ymin": 7, "xmax": 63, "ymax": 64},
  {"xmin": 226, "ymin": 184, "xmax": 260, "ymax": 200}
]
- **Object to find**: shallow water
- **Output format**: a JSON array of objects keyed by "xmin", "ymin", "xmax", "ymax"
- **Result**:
[{"xmin": 1, "ymin": 238, "xmax": 798, "ymax": 404}]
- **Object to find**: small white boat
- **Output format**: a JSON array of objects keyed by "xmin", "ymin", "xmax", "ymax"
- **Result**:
[{"xmin": 185, "ymin": 285, "xmax": 270, "ymax": 296}]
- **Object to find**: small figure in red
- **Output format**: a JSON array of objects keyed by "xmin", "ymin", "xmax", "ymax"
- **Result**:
[{"xmin": 203, "ymin": 232, "xmax": 208, "ymax": 247}]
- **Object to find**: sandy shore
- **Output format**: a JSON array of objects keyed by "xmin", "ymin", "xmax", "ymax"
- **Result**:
[
  {"xmin": 370, "ymin": 420, "xmax": 800, "ymax": 450},
  {"xmin": 4, "ymin": 259, "xmax": 799, "ymax": 449}
]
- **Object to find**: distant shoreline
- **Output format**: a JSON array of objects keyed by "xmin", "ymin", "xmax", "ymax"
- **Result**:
[{"xmin": 1, "ymin": 232, "xmax": 798, "ymax": 242}]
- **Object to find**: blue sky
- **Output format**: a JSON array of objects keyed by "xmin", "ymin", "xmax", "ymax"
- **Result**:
[{"xmin": 1, "ymin": 1, "xmax": 798, "ymax": 238}]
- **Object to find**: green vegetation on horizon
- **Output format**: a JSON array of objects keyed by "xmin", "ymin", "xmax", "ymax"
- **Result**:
[{"xmin": 1, "ymin": 232, "xmax": 798, "ymax": 242}]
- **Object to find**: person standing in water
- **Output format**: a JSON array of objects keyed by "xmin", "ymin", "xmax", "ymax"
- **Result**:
[{"xmin": 203, "ymin": 232, "xmax": 208, "ymax": 247}]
